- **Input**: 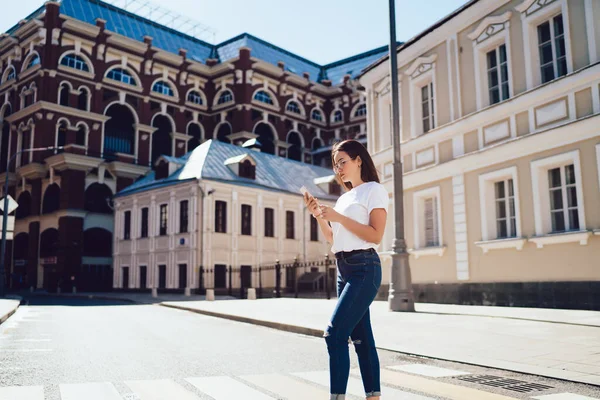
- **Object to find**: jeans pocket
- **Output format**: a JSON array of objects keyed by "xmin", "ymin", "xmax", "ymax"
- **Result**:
[{"xmin": 343, "ymin": 254, "xmax": 366, "ymax": 266}]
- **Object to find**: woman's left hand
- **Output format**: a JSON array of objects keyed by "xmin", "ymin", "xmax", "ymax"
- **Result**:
[{"xmin": 318, "ymin": 204, "xmax": 343, "ymax": 223}]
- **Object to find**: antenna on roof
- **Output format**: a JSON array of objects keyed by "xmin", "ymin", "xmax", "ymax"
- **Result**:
[{"xmin": 100, "ymin": 0, "xmax": 217, "ymax": 43}]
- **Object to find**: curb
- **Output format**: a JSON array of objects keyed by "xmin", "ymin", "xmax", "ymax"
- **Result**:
[
  {"xmin": 28, "ymin": 293, "xmax": 139, "ymax": 304},
  {"xmin": 162, "ymin": 303, "xmax": 599, "ymax": 387},
  {"xmin": 0, "ymin": 300, "xmax": 20, "ymax": 325}
]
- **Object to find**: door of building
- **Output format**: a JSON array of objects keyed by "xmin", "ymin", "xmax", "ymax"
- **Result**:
[
  {"xmin": 158, "ymin": 265, "xmax": 166, "ymax": 289},
  {"xmin": 178, "ymin": 264, "xmax": 187, "ymax": 289},
  {"xmin": 140, "ymin": 266, "xmax": 147, "ymax": 289},
  {"xmin": 122, "ymin": 267, "xmax": 129, "ymax": 289}
]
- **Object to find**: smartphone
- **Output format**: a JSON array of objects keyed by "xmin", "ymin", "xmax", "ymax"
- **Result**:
[{"xmin": 299, "ymin": 186, "xmax": 311, "ymax": 197}]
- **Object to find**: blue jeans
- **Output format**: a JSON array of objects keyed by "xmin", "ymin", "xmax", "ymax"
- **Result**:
[{"xmin": 325, "ymin": 251, "xmax": 382, "ymax": 399}]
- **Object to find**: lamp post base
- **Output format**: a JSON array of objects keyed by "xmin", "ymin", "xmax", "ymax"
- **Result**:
[{"xmin": 388, "ymin": 250, "xmax": 415, "ymax": 312}]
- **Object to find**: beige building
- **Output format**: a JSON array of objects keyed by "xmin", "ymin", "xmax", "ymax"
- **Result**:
[
  {"xmin": 360, "ymin": 0, "xmax": 600, "ymax": 308},
  {"xmin": 112, "ymin": 139, "xmax": 337, "ymax": 293}
]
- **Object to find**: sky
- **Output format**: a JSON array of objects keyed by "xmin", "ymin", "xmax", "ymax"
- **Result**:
[{"xmin": 0, "ymin": 0, "xmax": 468, "ymax": 65}]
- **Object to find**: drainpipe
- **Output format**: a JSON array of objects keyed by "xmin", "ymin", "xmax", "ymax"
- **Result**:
[{"xmin": 198, "ymin": 184, "xmax": 205, "ymax": 290}]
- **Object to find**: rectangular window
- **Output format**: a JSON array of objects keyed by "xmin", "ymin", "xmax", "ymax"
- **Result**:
[
  {"xmin": 310, "ymin": 216, "xmax": 319, "ymax": 242},
  {"xmin": 286, "ymin": 211, "xmax": 295, "ymax": 239},
  {"xmin": 548, "ymin": 164, "xmax": 579, "ymax": 233},
  {"xmin": 179, "ymin": 200, "xmax": 189, "ymax": 233},
  {"xmin": 123, "ymin": 210, "xmax": 131, "ymax": 240},
  {"xmin": 215, "ymin": 200, "xmax": 227, "ymax": 233},
  {"xmin": 241, "ymin": 204, "xmax": 252, "ymax": 236},
  {"xmin": 140, "ymin": 207, "xmax": 149, "ymax": 238},
  {"xmin": 421, "ymin": 82, "xmax": 435, "ymax": 133},
  {"xmin": 159, "ymin": 204, "xmax": 168, "ymax": 236},
  {"xmin": 487, "ymin": 44, "xmax": 510, "ymax": 105},
  {"xmin": 264, "ymin": 207, "xmax": 274, "ymax": 237},
  {"xmin": 423, "ymin": 198, "xmax": 439, "ymax": 247},
  {"xmin": 537, "ymin": 14, "xmax": 567, "ymax": 84},
  {"xmin": 494, "ymin": 179, "xmax": 516, "ymax": 239}
]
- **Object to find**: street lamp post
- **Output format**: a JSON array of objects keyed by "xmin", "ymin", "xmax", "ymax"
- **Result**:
[
  {"xmin": 387, "ymin": 0, "xmax": 415, "ymax": 311},
  {"xmin": 0, "ymin": 146, "xmax": 61, "ymax": 297}
]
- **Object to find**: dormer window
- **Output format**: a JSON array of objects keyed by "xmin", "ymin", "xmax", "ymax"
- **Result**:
[
  {"xmin": 329, "ymin": 182, "xmax": 341, "ymax": 196},
  {"xmin": 239, "ymin": 159, "xmax": 256, "ymax": 179},
  {"xmin": 254, "ymin": 90, "xmax": 274, "ymax": 105},
  {"xmin": 155, "ymin": 160, "xmax": 169, "ymax": 180},
  {"xmin": 224, "ymin": 154, "xmax": 256, "ymax": 179},
  {"xmin": 152, "ymin": 80, "xmax": 174, "ymax": 97}
]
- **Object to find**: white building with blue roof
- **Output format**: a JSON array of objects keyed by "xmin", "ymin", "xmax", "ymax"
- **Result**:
[{"xmin": 112, "ymin": 139, "xmax": 339, "ymax": 292}]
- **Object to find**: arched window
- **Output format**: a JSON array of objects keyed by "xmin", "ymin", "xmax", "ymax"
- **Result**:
[
  {"xmin": 151, "ymin": 115, "xmax": 173, "ymax": 165},
  {"xmin": 311, "ymin": 109, "xmax": 323, "ymax": 122},
  {"xmin": 15, "ymin": 191, "xmax": 31, "ymax": 219},
  {"xmin": 217, "ymin": 90, "xmax": 233, "ymax": 105},
  {"xmin": 59, "ymin": 83, "xmax": 70, "ymax": 107},
  {"xmin": 253, "ymin": 122, "xmax": 275, "ymax": 155},
  {"xmin": 187, "ymin": 123, "xmax": 202, "ymax": 151},
  {"xmin": 39, "ymin": 228, "xmax": 59, "ymax": 258},
  {"xmin": 287, "ymin": 131, "xmax": 303, "ymax": 162},
  {"xmin": 78, "ymin": 88, "xmax": 89, "ymax": 111},
  {"xmin": 84, "ymin": 183, "xmax": 113, "ymax": 214},
  {"xmin": 333, "ymin": 110, "xmax": 343, "ymax": 123},
  {"xmin": 60, "ymin": 54, "xmax": 90, "ymax": 72},
  {"xmin": 3, "ymin": 66, "xmax": 16, "ymax": 83},
  {"xmin": 187, "ymin": 90, "xmax": 203, "ymax": 105},
  {"xmin": 76, "ymin": 125, "xmax": 86, "ymax": 146},
  {"xmin": 83, "ymin": 228, "xmax": 112, "ymax": 257},
  {"xmin": 311, "ymin": 138, "xmax": 325, "ymax": 166},
  {"xmin": 107, "ymin": 68, "xmax": 137, "ymax": 86},
  {"xmin": 42, "ymin": 184, "xmax": 60, "ymax": 214},
  {"xmin": 216, "ymin": 123, "xmax": 231, "ymax": 144},
  {"xmin": 25, "ymin": 54, "xmax": 40, "ymax": 70},
  {"xmin": 56, "ymin": 121, "xmax": 67, "ymax": 150},
  {"xmin": 354, "ymin": 104, "xmax": 367, "ymax": 117},
  {"xmin": 254, "ymin": 90, "xmax": 274, "ymax": 105},
  {"xmin": 152, "ymin": 80, "xmax": 174, "ymax": 97},
  {"xmin": 286, "ymin": 101, "xmax": 301, "ymax": 114},
  {"xmin": 104, "ymin": 104, "xmax": 136, "ymax": 159}
]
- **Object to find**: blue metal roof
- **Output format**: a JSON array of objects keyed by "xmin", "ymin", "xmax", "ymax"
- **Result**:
[
  {"xmin": 117, "ymin": 140, "xmax": 338, "ymax": 199},
  {"xmin": 8, "ymin": 0, "xmax": 390, "ymax": 84},
  {"xmin": 59, "ymin": 0, "xmax": 214, "ymax": 63}
]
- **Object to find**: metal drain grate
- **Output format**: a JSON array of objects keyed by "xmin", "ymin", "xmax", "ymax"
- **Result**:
[{"xmin": 455, "ymin": 375, "xmax": 554, "ymax": 393}]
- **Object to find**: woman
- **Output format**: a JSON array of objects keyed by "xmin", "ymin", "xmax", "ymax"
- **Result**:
[{"xmin": 304, "ymin": 139, "xmax": 388, "ymax": 400}]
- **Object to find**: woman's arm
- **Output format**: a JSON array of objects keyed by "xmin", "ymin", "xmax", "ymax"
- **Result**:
[
  {"xmin": 304, "ymin": 193, "xmax": 333, "ymax": 243},
  {"xmin": 316, "ymin": 216, "xmax": 333, "ymax": 244},
  {"xmin": 320, "ymin": 207, "xmax": 387, "ymax": 244}
]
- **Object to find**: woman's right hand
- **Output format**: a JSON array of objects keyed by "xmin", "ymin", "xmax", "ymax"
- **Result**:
[{"xmin": 303, "ymin": 192, "xmax": 321, "ymax": 217}]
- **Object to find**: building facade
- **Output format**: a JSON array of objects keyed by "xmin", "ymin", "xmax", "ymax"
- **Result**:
[
  {"xmin": 112, "ymin": 139, "xmax": 338, "ymax": 292},
  {"xmin": 0, "ymin": 0, "xmax": 383, "ymax": 292},
  {"xmin": 360, "ymin": 0, "xmax": 600, "ymax": 309}
]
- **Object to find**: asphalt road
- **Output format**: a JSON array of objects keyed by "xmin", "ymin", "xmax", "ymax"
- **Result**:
[{"xmin": 0, "ymin": 296, "xmax": 598, "ymax": 400}]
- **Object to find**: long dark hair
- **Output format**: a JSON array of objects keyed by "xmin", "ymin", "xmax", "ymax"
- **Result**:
[{"xmin": 331, "ymin": 140, "xmax": 380, "ymax": 191}]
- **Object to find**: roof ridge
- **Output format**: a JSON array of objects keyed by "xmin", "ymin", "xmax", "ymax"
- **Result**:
[{"xmin": 322, "ymin": 44, "xmax": 397, "ymax": 69}]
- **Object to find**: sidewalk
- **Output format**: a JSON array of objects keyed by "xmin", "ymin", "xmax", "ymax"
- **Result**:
[
  {"xmin": 162, "ymin": 298, "xmax": 600, "ymax": 387},
  {"xmin": 22, "ymin": 291, "xmax": 236, "ymax": 304}
]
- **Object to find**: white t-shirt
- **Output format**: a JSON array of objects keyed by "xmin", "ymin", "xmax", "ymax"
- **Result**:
[{"xmin": 330, "ymin": 181, "xmax": 389, "ymax": 254}]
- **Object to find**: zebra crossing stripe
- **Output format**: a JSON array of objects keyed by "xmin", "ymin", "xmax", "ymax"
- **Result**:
[
  {"xmin": 388, "ymin": 364, "xmax": 471, "ymax": 377},
  {"xmin": 240, "ymin": 373, "xmax": 331, "ymax": 400},
  {"xmin": 186, "ymin": 376, "xmax": 275, "ymax": 400},
  {"xmin": 59, "ymin": 382, "xmax": 122, "ymax": 400},
  {"xmin": 293, "ymin": 370, "xmax": 436, "ymax": 400},
  {"xmin": 125, "ymin": 379, "xmax": 200, "ymax": 400},
  {"xmin": 378, "ymin": 368, "xmax": 519, "ymax": 400},
  {"xmin": 0, "ymin": 385, "xmax": 44, "ymax": 400}
]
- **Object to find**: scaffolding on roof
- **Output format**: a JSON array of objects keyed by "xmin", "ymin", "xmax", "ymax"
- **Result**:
[{"xmin": 100, "ymin": 0, "xmax": 217, "ymax": 43}]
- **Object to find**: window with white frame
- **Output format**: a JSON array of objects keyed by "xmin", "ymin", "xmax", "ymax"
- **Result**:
[
  {"xmin": 60, "ymin": 54, "xmax": 90, "ymax": 72},
  {"xmin": 254, "ymin": 90, "xmax": 274, "ymax": 105},
  {"xmin": 107, "ymin": 68, "xmax": 137, "ymax": 86},
  {"xmin": 421, "ymin": 82, "xmax": 435, "ymax": 133},
  {"xmin": 311, "ymin": 109, "xmax": 324, "ymax": 122},
  {"xmin": 516, "ymin": 0, "xmax": 572, "ymax": 89},
  {"xmin": 479, "ymin": 167, "xmax": 522, "ymax": 244},
  {"xmin": 494, "ymin": 179, "xmax": 516, "ymax": 238},
  {"xmin": 217, "ymin": 90, "xmax": 233, "ymax": 105},
  {"xmin": 286, "ymin": 101, "xmax": 301, "ymax": 115},
  {"xmin": 468, "ymin": 11, "xmax": 514, "ymax": 110},
  {"xmin": 187, "ymin": 90, "xmax": 203, "ymax": 105},
  {"xmin": 530, "ymin": 150, "xmax": 585, "ymax": 238},
  {"xmin": 152, "ymin": 80, "xmax": 174, "ymax": 97},
  {"xmin": 333, "ymin": 110, "xmax": 343, "ymax": 123},
  {"xmin": 405, "ymin": 54, "xmax": 437, "ymax": 138},
  {"xmin": 487, "ymin": 45, "xmax": 510, "ymax": 105},
  {"xmin": 413, "ymin": 186, "xmax": 442, "ymax": 250},
  {"xmin": 354, "ymin": 104, "xmax": 367, "ymax": 118},
  {"xmin": 537, "ymin": 14, "xmax": 567, "ymax": 84}
]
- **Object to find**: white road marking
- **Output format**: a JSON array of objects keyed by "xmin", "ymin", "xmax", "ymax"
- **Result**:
[
  {"xmin": 125, "ymin": 379, "xmax": 201, "ymax": 400},
  {"xmin": 532, "ymin": 394, "xmax": 600, "ymax": 400},
  {"xmin": 60, "ymin": 382, "xmax": 123, "ymax": 400},
  {"xmin": 240, "ymin": 373, "xmax": 331, "ymax": 400},
  {"xmin": 0, "ymin": 385, "xmax": 44, "ymax": 400},
  {"xmin": 388, "ymin": 364, "xmax": 471, "ymax": 377},
  {"xmin": 186, "ymin": 376, "xmax": 275, "ymax": 400}
]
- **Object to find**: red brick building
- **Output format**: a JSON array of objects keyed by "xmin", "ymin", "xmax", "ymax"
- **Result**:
[{"xmin": 0, "ymin": 0, "xmax": 387, "ymax": 292}]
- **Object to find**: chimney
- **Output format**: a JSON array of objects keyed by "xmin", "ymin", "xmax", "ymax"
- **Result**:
[
  {"xmin": 303, "ymin": 72, "xmax": 310, "ymax": 80},
  {"xmin": 206, "ymin": 59, "xmax": 218, "ymax": 67}
]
